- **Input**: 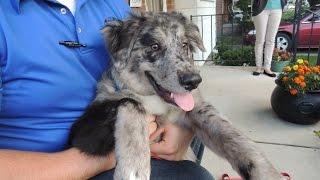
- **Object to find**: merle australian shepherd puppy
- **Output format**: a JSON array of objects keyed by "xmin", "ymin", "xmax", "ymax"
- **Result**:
[{"xmin": 69, "ymin": 12, "xmax": 284, "ymax": 180}]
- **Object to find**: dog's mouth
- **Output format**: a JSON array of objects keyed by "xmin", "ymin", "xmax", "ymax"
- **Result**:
[{"xmin": 145, "ymin": 72, "xmax": 195, "ymax": 112}]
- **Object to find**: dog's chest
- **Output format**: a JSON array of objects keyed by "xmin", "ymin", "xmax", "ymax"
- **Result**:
[
  {"xmin": 137, "ymin": 95, "xmax": 170, "ymax": 115},
  {"xmin": 137, "ymin": 95, "xmax": 185, "ymax": 123}
]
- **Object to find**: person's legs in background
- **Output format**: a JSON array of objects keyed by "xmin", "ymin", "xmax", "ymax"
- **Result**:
[
  {"xmin": 92, "ymin": 159, "xmax": 214, "ymax": 180},
  {"xmin": 253, "ymin": 10, "xmax": 269, "ymax": 75},
  {"xmin": 264, "ymin": 9, "xmax": 282, "ymax": 74}
]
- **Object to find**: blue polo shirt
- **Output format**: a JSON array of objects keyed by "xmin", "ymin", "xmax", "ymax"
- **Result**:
[{"xmin": 0, "ymin": 0, "xmax": 130, "ymax": 152}]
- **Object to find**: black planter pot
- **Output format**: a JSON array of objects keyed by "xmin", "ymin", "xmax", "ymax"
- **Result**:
[{"xmin": 271, "ymin": 84, "xmax": 320, "ymax": 125}]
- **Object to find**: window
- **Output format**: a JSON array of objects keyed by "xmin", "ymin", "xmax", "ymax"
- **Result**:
[{"xmin": 306, "ymin": 11, "xmax": 320, "ymax": 22}]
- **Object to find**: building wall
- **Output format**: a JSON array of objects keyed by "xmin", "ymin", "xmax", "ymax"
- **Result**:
[{"xmin": 128, "ymin": 0, "xmax": 175, "ymax": 12}]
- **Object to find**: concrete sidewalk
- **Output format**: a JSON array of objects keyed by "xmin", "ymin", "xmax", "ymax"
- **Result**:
[{"xmin": 198, "ymin": 66, "xmax": 320, "ymax": 180}]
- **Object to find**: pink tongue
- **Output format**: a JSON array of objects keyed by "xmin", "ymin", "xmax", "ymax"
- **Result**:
[{"xmin": 171, "ymin": 93, "xmax": 195, "ymax": 111}]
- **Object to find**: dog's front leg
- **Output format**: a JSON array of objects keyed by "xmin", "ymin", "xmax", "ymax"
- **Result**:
[
  {"xmin": 114, "ymin": 100, "xmax": 150, "ymax": 180},
  {"xmin": 187, "ymin": 102, "xmax": 283, "ymax": 180}
]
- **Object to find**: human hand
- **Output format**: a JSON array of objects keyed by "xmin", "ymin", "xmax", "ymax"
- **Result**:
[
  {"xmin": 146, "ymin": 115, "xmax": 158, "ymax": 136},
  {"xmin": 149, "ymin": 122, "xmax": 194, "ymax": 161}
]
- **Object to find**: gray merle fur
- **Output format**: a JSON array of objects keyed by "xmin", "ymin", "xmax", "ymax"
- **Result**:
[{"xmin": 69, "ymin": 12, "xmax": 283, "ymax": 180}]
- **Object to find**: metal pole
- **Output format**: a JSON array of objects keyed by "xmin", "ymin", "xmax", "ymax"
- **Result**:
[
  {"xmin": 231, "ymin": 14, "xmax": 234, "ymax": 47},
  {"xmin": 201, "ymin": 16, "xmax": 204, "ymax": 61},
  {"xmin": 210, "ymin": 15, "xmax": 213, "ymax": 61},
  {"xmin": 221, "ymin": 14, "xmax": 224, "ymax": 36},
  {"xmin": 307, "ymin": 13, "xmax": 315, "ymax": 60},
  {"xmin": 190, "ymin": 15, "xmax": 194, "ymax": 61},
  {"xmin": 317, "ymin": 43, "xmax": 320, "ymax": 65},
  {"xmin": 292, "ymin": 0, "xmax": 303, "ymax": 62}
]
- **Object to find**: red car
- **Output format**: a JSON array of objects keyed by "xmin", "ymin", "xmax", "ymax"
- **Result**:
[{"xmin": 245, "ymin": 9, "xmax": 320, "ymax": 51}]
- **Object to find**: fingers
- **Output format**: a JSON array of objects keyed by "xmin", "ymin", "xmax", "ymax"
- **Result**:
[
  {"xmin": 150, "ymin": 140, "xmax": 170, "ymax": 155},
  {"xmin": 147, "ymin": 115, "xmax": 158, "ymax": 135},
  {"xmin": 149, "ymin": 128, "xmax": 165, "ymax": 142},
  {"xmin": 148, "ymin": 121, "xmax": 158, "ymax": 136},
  {"xmin": 146, "ymin": 115, "xmax": 156, "ymax": 122}
]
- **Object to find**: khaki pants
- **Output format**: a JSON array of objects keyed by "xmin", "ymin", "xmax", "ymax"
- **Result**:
[{"xmin": 253, "ymin": 9, "xmax": 282, "ymax": 69}]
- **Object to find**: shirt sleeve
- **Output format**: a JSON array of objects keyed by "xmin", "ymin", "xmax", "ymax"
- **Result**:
[
  {"xmin": 0, "ymin": 24, "xmax": 6, "ymax": 111},
  {"xmin": 0, "ymin": 25, "xmax": 6, "ymax": 67},
  {"xmin": 110, "ymin": 0, "xmax": 132, "ymax": 20}
]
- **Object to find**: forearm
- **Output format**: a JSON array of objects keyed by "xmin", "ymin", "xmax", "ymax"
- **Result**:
[{"xmin": 0, "ymin": 148, "xmax": 113, "ymax": 179}]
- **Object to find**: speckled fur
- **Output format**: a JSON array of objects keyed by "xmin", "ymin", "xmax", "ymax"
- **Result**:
[{"xmin": 70, "ymin": 12, "xmax": 283, "ymax": 180}]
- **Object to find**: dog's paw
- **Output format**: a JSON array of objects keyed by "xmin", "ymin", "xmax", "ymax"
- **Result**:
[{"xmin": 113, "ymin": 164, "xmax": 150, "ymax": 180}]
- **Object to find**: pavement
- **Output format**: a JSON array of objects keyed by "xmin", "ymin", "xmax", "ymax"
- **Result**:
[{"xmin": 198, "ymin": 66, "xmax": 320, "ymax": 180}]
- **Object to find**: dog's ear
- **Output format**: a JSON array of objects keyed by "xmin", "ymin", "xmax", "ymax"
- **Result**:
[
  {"xmin": 185, "ymin": 23, "xmax": 206, "ymax": 52},
  {"xmin": 101, "ymin": 19, "xmax": 124, "ymax": 54},
  {"xmin": 101, "ymin": 12, "xmax": 146, "ymax": 55},
  {"xmin": 171, "ymin": 12, "xmax": 205, "ymax": 52}
]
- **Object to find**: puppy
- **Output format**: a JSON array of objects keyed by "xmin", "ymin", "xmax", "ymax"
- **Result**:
[{"xmin": 69, "ymin": 12, "xmax": 283, "ymax": 180}]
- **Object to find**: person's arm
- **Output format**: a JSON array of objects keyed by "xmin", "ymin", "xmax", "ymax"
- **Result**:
[
  {"xmin": 0, "ymin": 116, "xmax": 158, "ymax": 179},
  {"xmin": 0, "ymin": 148, "xmax": 116, "ymax": 179}
]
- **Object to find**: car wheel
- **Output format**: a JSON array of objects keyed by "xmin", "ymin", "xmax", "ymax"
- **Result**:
[{"xmin": 276, "ymin": 33, "xmax": 292, "ymax": 51}]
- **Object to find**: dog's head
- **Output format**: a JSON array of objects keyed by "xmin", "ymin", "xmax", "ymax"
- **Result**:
[{"xmin": 102, "ymin": 12, "xmax": 205, "ymax": 111}]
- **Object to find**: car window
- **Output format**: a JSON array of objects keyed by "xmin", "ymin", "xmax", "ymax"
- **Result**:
[{"xmin": 307, "ymin": 14, "xmax": 320, "ymax": 22}]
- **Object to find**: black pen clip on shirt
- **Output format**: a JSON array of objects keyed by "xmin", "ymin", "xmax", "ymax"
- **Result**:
[{"xmin": 59, "ymin": 41, "xmax": 87, "ymax": 48}]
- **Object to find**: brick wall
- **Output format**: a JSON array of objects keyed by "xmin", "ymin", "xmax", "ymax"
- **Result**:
[
  {"xmin": 216, "ymin": 0, "xmax": 223, "ymax": 36},
  {"xmin": 216, "ymin": 0, "xmax": 231, "ymax": 36},
  {"xmin": 167, "ymin": 0, "xmax": 175, "ymax": 12}
]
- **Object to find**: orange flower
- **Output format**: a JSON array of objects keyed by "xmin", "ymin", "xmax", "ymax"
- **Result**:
[
  {"xmin": 278, "ymin": 59, "xmax": 319, "ymax": 96},
  {"xmin": 282, "ymin": 76, "xmax": 289, "ymax": 82},
  {"xmin": 298, "ymin": 75, "xmax": 305, "ymax": 81},
  {"xmin": 290, "ymin": 88, "xmax": 298, "ymax": 95},
  {"xmin": 312, "ymin": 67, "xmax": 320, "ymax": 73},
  {"xmin": 294, "ymin": 77, "xmax": 301, "ymax": 84},
  {"xmin": 300, "ymin": 82, "xmax": 306, "ymax": 88},
  {"xmin": 297, "ymin": 68, "xmax": 305, "ymax": 75}
]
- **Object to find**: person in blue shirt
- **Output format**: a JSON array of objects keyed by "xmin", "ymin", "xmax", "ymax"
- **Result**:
[{"xmin": 0, "ymin": 0, "xmax": 213, "ymax": 179}]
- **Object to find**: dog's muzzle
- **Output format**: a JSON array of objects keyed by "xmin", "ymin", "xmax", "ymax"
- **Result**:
[
  {"xmin": 145, "ymin": 71, "xmax": 196, "ymax": 111},
  {"xmin": 178, "ymin": 72, "xmax": 202, "ymax": 91}
]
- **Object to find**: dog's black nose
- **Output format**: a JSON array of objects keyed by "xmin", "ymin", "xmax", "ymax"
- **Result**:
[{"xmin": 179, "ymin": 72, "xmax": 202, "ymax": 91}]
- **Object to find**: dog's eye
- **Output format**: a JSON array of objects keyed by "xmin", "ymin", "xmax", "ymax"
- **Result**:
[
  {"xmin": 182, "ymin": 42, "xmax": 188, "ymax": 49},
  {"xmin": 151, "ymin": 44, "xmax": 160, "ymax": 51}
]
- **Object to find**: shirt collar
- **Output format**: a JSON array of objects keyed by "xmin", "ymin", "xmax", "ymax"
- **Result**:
[{"xmin": 11, "ymin": 0, "xmax": 89, "ymax": 14}]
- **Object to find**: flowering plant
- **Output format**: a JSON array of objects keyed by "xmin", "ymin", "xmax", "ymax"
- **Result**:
[
  {"xmin": 315, "ymin": 130, "xmax": 320, "ymax": 138},
  {"xmin": 277, "ymin": 59, "xmax": 320, "ymax": 95},
  {"xmin": 272, "ymin": 48, "xmax": 292, "ymax": 62}
]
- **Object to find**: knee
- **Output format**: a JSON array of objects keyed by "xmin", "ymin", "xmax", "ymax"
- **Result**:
[
  {"xmin": 182, "ymin": 161, "xmax": 215, "ymax": 180},
  {"xmin": 151, "ymin": 159, "xmax": 214, "ymax": 180},
  {"xmin": 255, "ymin": 40, "xmax": 264, "ymax": 46}
]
